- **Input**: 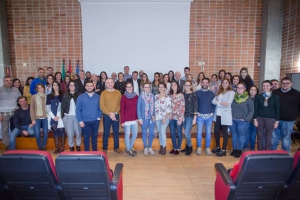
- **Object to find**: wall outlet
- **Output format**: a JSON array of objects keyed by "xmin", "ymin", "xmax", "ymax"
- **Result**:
[{"xmin": 23, "ymin": 63, "xmax": 26, "ymax": 67}]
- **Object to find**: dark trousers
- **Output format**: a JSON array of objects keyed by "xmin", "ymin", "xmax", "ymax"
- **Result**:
[
  {"xmin": 257, "ymin": 117, "xmax": 275, "ymax": 150},
  {"xmin": 214, "ymin": 116, "xmax": 229, "ymax": 150},
  {"xmin": 102, "ymin": 114, "xmax": 120, "ymax": 150},
  {"xmin": 81, "ymin": 120, "xmax": 100, "ymax": 151}
]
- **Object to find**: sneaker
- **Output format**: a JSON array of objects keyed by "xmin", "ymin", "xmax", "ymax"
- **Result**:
[
  {"xmin": 144, "ymin": 148, "xmax": 148, "ymax": 156},
  {"xmin": 114, "ymin": 149, "xmax": 123, "ymax": 154},
  {"xmin": 169, "ymin": 149, "xmax": 175, "ymax": 154},
  {"xmin": 205, "ymin": 148, "xmax": 212, "ymax": 155},
  {"xmin": 126, "ymin": 150, "xmax": 135, "ymax": 157},
  {"xmin": 131, "ymin": 148, "xmax": 137, "ymax": 155},
  {"xmin": 148, "ymin": 148, "xmax": 155, "ymax": 155},
  {"xmin": 174, "ymin": 150, "xmax": 179, "ymax": 155},
  {"xmin": 196, "ymin": 147, "xmax": 202, "ymax": 155},
  {"xmin": 211, "ymin": 147, "xmax": 221, "ymax": 153}
]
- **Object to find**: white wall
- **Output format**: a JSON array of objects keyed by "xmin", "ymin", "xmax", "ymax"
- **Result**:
[{"xmin": 80, "ymin": 0, "xmax": 192, "ymax": 79}]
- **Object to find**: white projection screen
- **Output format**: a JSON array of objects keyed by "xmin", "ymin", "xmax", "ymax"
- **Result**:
[{"xmin": 79, "ymin": 0, "xmax": 192, "ymax": 80}]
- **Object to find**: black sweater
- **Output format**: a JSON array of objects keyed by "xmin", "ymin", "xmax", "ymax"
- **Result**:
[
  {"xmin": 254, "ymin": 93, "xmax": 280, "ymax": 120},
  {"xmin": 272, "ymin": 88, "xmax": 300, "ymax": 121},
  {"xmin": 13, "ymin": 106, "xmax": 32, "ymax": 131}
]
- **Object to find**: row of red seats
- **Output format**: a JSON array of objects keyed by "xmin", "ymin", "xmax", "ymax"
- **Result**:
[
  {"xmin": 214, "ymin": 150, "xmax": 300, "ymax": 200},
  {"xmin": 0, "ymin": 150, "xmax": 123, "ymax": 200}
]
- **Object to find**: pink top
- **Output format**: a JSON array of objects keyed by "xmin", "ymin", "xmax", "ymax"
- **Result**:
[
  {"xmin": 170, "ymin": 93, "xmax": 185, "ymax": 123},
  {"xmin": 120, "ymin": 95, "xmax": 138, "ymax": 124}
]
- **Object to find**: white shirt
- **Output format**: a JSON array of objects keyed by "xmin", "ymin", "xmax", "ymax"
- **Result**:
[
  {"xmin": 133, "ymin": 79, "xmax": 139, "ymax": 95},
  {"xmin": 65, "ymin": 98, "xmax": 76, "ymax": 115}
]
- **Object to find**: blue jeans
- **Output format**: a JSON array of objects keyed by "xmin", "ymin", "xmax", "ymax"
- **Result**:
[
  {"xmin": 183, "ymin": 117, "xmax": 193, "ymax": 147},
  {"xmin": 271, "ymin": 120, "xmax": 295, "ymax": 152},
  {"xmin": 124, "ymin": 123, "xmax": 138, "ymax": 151},
  {"xmin": 103, "ymin": 114, "xmax": 120, "ymax": 150},
  {"xmin": 34, "ymin": 118, "xmax": 48, "ymax": 149},
  {"xmin": 230, "ymin": 119, "xmax": 249, "ymax": 150},
  {"xmin": 196, "ymin": 116, "xmax": 213, "ymax": 148},
  {"xmin": 81, "ymin": 120, "xmax": 100, "ymax": 151},
  {"xmin": 155, "ymin": 118, "xmax": 169, "ymax": 147},
  {"xmin": 244, "ymin": 123, "xmax": 257, "ymax": 150},
  {"xmin": 141, "ymin": 119, "xmax": 155, "ymax": 149},
  {"xmin": 9, "ymin": 125, "xmax": 35, "ymax": 150},
  {"xmin": 169, "ymin": 119, "xmax": 183, "ymax": 149}
]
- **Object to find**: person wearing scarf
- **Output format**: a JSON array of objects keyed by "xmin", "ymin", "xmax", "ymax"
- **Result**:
[
  {"xmin": 137, "ymin": 83, "xmax": 156, "ymax": 155},
  {"xmin": 30, "ymin": 83, "xmax": 48, "ymax": 150},
  {"xmin": 230, "ymin": 83, "xmax": 254, "ymax": 158},
  {"xmin": 253, "ymin": 80, "xmax": 280, "ymax": 150},
  {"xmin": 120, "ymin": 82, "xmax": 139, "ymax": 157}
]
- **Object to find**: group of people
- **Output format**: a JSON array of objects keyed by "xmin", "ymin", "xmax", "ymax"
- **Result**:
[{"xmin": 0, "ymin": 65, "xmax": 299, "ymax": 158}]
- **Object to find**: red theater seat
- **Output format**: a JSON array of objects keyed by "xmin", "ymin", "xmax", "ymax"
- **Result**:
[
  {"xmin": 56, "ymin": 151, "xmax": 123, "ymax": 200},
  {"xmin": 0, "ymin": 150, "xmax": 64, "ymax": 200},
  {"xmin": 214, "ymin": 150, "xmax": 293, "ymax": 200}
]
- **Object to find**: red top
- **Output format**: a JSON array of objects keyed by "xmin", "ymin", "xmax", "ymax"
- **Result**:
[{"xmin": 120, "ymin": 95, "xmax": 138, "ymax": 124}]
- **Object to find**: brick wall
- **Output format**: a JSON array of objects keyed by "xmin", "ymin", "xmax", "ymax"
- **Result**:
[
  {"xmin": 189, "ymin": 0, "xmax": 262, "ymax": 84},
  {"xmin": 6, "ymin": 0, "xmax": 82, "ymax": 82},
  {"xmin": 280, "ymin": 0, "xmax": 300, "ymax": 79}
]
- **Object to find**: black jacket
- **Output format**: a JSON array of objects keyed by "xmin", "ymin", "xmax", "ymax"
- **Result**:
[
  {"xmin": 126, "ymin": 78, "xmax": 141, "ymax": 94},
  {"xmin": 75, "ymin": 79, "xmax": 86, "ymax": 94},
  {"xmin": 61, "ymin": 92, "xmax": 81, "ymax": 118}
]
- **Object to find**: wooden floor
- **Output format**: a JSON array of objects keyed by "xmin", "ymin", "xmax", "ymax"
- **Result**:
[{"xmin": 0, "ymin": 142, "xmax": 299, "ymax": 200}]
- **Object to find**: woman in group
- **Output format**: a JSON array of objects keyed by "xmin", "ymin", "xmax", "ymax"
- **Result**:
[
  {"xmin": 72, "ymin": 74, "xmax": 79, "ymax": 80},
  {"xmin": 169, "ymin": 81, "xmax": 185, "ymax": 155},
  {"xmin": 181, "ymin": 80, "xmax": 198, "ymax": 156},
  {"xmin": 155, "ymin": 82, "xmax": 171, "ymax": 155},
  {"xmin": 231, "ymin": 75, "xmax": 240, "ymax": 92},
  {"xmin": 12, "ymin": 78, "xmax": 23, "ymax": 95},
  {"xmin": 62, "ymin": 80, "xmax": 82, "ymax": 151},
  {"xmin": 211, "ymin": 78, "xmax": 235, "ymax": 157},
  {"xmin": 218, "ymin": 69, "xmax": 226, "ymax": 84},
  {"xmin": 253, "ymin": 80, "xmax": 279, "ymax": 150},
  {"xmin": 114, "ymin": 72, "xmax": 126, "ymax": 95},
  {"xmin": 46, "ymin": 74, "xmax": 54, "ymax": 95},
  {"xmin": 140, "ymin": 73, "xmax": 152, "ymax": 93},
  {"xmin": 230, "ymin": 82, "xmax": 254, "ymax": 158},
  {"xmin": 152, "ymin": 72, "xmax": 160, "ymax": 95},
  {"xmin": 120, "ymin": 82, "xmax": 139, "ymax": 157},
  {"xmin": 91, "ymin": 74, "xmax": 101, "ymax": 95},
  {"xmin": 137, "ymin": 83, "xmax": 156, "ymax": 155},
  {"xmin": 244, "ymin": 86, "xmax": 259, "ymax": 150},
  {"xmin": 55, "ymin": 72, "xmax": 63, "ymax": 83},
  {"xmin": 60, "ymin": 76, "xmax": 71, "ymax": 94},
  {"xmin": 30, "ymin": 83, "xmax": 48, "ymax": 150},
  {"xmin": 210, "ymin": 74, "xmax": 219, "ymax": 95},
  {"xmin": 162, "ymin": 74, "xmax": 171, "ymax": 94},
  {"xmin": 186, "ymin": 74, "xmax": 197, "ymax": 92},
  {"xmin": 99, "ymin": 71, "xmax": 107, "ymax": 93},
  {"xmin": 168, "ymin": 70, "xmax": 175, "ymax": 82},
  {"xmin": 240, "ymin": 67, "xmax": 254, "ymax": 92},
  {"xmin": 196, "ymin": 72, "xmax": 205, "ymax": 91},
  {"xmin": 46, "ymin": 81, "xmax": 65, "ymax": 154},
  {"xmin": 23, "ymin": 76, "xmax": 34, "ymax": 104},
  {"xmin": 225, "ymin": 72, "xmax": 232, "ymax": 81}
]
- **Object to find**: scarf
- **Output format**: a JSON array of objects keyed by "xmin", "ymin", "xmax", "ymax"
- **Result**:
[
  {"xmin": 234, "ymin": 91, "xmax": 249, "ymax": 104},
  {"xmin": 142, "ymin": 92, "xmax": 154, "ymax": 120},
  {"xmin": 36, "ymin": 93, "xmax": 46, "ymax": 116},
  {"xmin": 125, "ymin": 91, "xmax": 136, "ymax": 99},
  {"xmin": 262, "ymin": 92, "xmax": 271, "ymax": 106}
]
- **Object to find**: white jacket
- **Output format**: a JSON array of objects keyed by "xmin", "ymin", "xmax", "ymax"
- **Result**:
[{"xmin": 212, "ymin": 91, "xmax": 235, "ymax": 126}]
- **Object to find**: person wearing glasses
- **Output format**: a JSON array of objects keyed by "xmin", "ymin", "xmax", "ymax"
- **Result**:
[
  {"xmin": 152, "ymin": 72, "xmax": 160, "ymax": 95},
  {"xmin": 230, "ymin": 82, "xmax": 254, "ymax": 158},
  {"xmin": 271, "ymin": 77, "xmax": 300, "ymax": 152}
]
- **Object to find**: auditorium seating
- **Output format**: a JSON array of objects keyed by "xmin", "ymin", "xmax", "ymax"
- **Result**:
[
  {"xmin": 214, "ymin": 150, "xmax": 294, "ymax": 200},
  {"xmin": 56, "ymin": 152, "xmax": 123, "ymax": 200}
]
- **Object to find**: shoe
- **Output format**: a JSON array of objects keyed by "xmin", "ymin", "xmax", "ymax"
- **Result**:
[
  {"xmin": 38, "ymin": 147, "xmax": 43, "ymax": 151},
  {"xmin": 205, "ymin": 148, "xmax": 212, "ymax": 155},
  {"xmin": 42, "ymin": 147, "xmax": 46, "ymax": 151},
  {"xmin": 148, "ymin": 148, "xmax": 155, "ymax": 155},
  {"xmin": 216, "ymin": 150, "xmax": 226, "ymax": 157},
  {"xmin": 234, "ymin": 150, "xmax": 242, "ymax": 158},
  {"xmin": 162, "ymin": 147, "xmax": 166, "ymax": 155},
  {"xmin": 159, "ymin": 145, "xmax": 163, "ymax": 154},
  {"xmin": 174, "ymin": 150, "xmax": 179, "ymax": 155},
  {"xmin": 114, "ymin": 149, "xmax": 123, "ymax": 154},
  {"xmin": 76, "ymin": 146, "xmax": 81, "ymax": 151},
  {"xmin": 181, "ymin": 144, "xmax": 188, "ymax": 153},
  {"xmin": 211, "ymin": 147, "xmax": 221, "ymax": 153},
  {"xmin": 126, "ymin": 150, "xmax": 135, "ymax": 157},
  {"xmin": 196, "ymin": 147, "xmax": 202, "ymax": 155},
  {"xmin": 103, "ymin": 150, "xmax": 107, "ymax": 154},
  {"xmin": 230, "ymin": 149, "xmax": 237, "ymax": 156},
  {"xmin": 4, "ymin": 146, "xmax": 9, "ymax": 151},
  {"xmin": 131, "ymin": 148, "xmax": 137, "ymax": 155},
  {"xmin": 54, "ymin": 136, "xmax": 59, "ymax": 154},
  {"xmin": 59, "ymin": 135, "xmax": 66, "ymax": 153},
  {"xmin": 169, "ymin": 149, "xmax": 175, "ymax": 154},
  {"xmin": 144, "ymin": 148, "xmax": 148, "ymax": 156},
  {"xmin": 70, "ymin": 147, "xmax": 74, "ymax": 151},
  {"xmin": 185, "ymin": 146, "xmax": 193, "ymax": 156}
]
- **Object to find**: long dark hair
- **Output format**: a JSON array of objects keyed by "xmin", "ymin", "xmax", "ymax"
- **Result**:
[
  {"xmin": 46, "ymin": 74, "xmax": 55, "ymax": 85},
  {"xmin": 169, "ymin": 80, "xmax": 181, "ymax": 95},
  {"xmin": 50, "ymin": 81, "xmax": 62, "ymax": 99},
  {"xmin": 55, "ymin": 72, "xmax": 63, "ymax": 82},
  {"xmin": 68, "ymin": 80, "xmax": 79, "ymax": 94},
  {"xmin": 168, "ymin": 70, "xmax": 176, "ymax": 82},
  {"xmin": 25, "ymin": 77, "xmax": 34, "ymax": 86},
  {"xmin": 100, "ymin": 71, "xmax": 107, "ymax": 81},
  {"xmin": 12, "ymin": 78, "xmax": 22, "ymax": 93}
]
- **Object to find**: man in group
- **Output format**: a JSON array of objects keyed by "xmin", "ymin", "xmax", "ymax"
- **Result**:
[
  {"xmin": 100, "ymin": 78, "xmax": 123, "ymax": 154},
  {"xmin": 181, "ymin": 67, "xmax": 190, "ymax": 81},
  {"xmin": 46, "ymin": 67, "xmax": 54, "ymax": 76},
  {"xmin": 9, "ymin": 96, "xmax": 35, "ymax": 150},
  {"xmin": 66, "ymin": 71, "xmax": 71, "ymax": 78},
  {"xmin": 271, "ymin": 77, "xmax": 300, "ymax": 153},
  {"xmin": 271, "ymin": 79, "xmax": 280, "ymax": 91},
  {"xmin": 76, "ymin": 80, "xmax": 102, "ymax": 151},
  {"xmin": 124, "ymin": 66, "xmax": 132, "ymax": 81},
  {"xmin": 111, "ymin": 72, "xmax": 117, "ymax": 83},
  {"xmin": 30, "ymin": 68, "xmax": 47, "ymax": 95},
  {"xmin": 126, "ymin": 71, "xmax": 141, "ymax": 95},
  {"xmin": 85, "ymin": 71, "xmax": 92, "ymax": 81},
  {"xmin": 175, "ymin": 71, "xmax": 185, "ymax": 92},
  {"xmin": 0, "ymin": 76, "xmax": 21, "ymax": 150},
  {"xmin": 139, "ymin": 70, "xmax": 144, "ymax": 79},
  {"xmin": 75, "ymin": 70, "xmax": 86, "ymax": 93}
]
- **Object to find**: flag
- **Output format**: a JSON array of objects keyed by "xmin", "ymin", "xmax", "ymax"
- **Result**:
[
  {"xmin": 62, "ymin": 59, "xmax": 66, "ymax": 80},
  {"xmin": 68, "ymin": 60, "xmax": 72, "ymax": 73},
  {"xmin": 76, "ymin": 60, "xmax": 79, "ymax": 74}
]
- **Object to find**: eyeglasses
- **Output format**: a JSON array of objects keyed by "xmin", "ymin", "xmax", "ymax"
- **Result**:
[
  {"xmin": 184, "ymin": 85, "xmax": 191, "ymax": 87},
  {"xmin": 281, "ymin": 82, "xmax": 291, "ymax": 85},
  {"xmin": 237, "ymin": 87, "xmax": 245, "ymax": 89},
  {"xmin": 126, "ymin": 86, "xmax": 133, "ymax": 88},
  {"xmin": 144, "ymin": 87, "xmax": 150, "ymax": 88}
]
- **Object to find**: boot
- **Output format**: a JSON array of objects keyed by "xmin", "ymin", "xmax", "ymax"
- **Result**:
[
  {"xmin": 54, "ymin": 136, "xmax": 59, "ymax": 154},
  {"xmin": 76, "ymin": 146, "xmax": 81, "ymax": 151},
  {"xmin": 159, "ymin": 145, "xmax": 163, "ymax": 154},
  {"xmin": 59, "ymin": 134, "xmax": 66, "ymax": 153},
  {"xmin": 216, "ymin": 150, "xmax": 226, "ymax": 157},
  {"xmin": 234, "ymin": 150, "xmax": 242, "ymax": 158},
  {"xmin": 211, "ymin": 147, "xmax": 221, "ymax": 153},
  {"xmin": 181, "ymin": 144, "xmax": 188, "ymax": 153},
  {"xmin": 162, "ymin": 146, "xmax": 166, "ymax": 155},
  {"xmin": 70, "ymin": 147, "xmax": 74, "ymax": 151},
  {"xmin": 230, "ymin": 149, "xmax": 237, "ymax": 157},
  {"xmin": 185, "ymin": 146, "xmax": 193, "ymax": 156}
]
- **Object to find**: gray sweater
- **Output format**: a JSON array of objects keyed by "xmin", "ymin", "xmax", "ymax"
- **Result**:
[{"xmin": 231, "ymin": 97, "xmax": 254, "ymax": 122}]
